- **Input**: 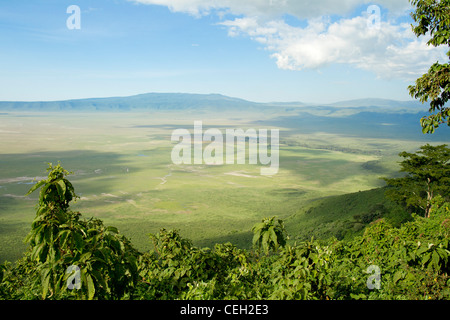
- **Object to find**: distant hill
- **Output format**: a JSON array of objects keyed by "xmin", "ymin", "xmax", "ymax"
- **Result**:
[
  {"xmin": 0, "ymin": 92, "xmax": 428, "ymax": 113},
  {"xmin": 0, "ymin": 93, "xmax": 262, "ymax": 112},
  {"xmin": 254, "ymin": 109, "xmax": 450, "ymax": 141},
  {"xmin": 329, "ymin": 98, "xmax": 426, "ymax": 109}
]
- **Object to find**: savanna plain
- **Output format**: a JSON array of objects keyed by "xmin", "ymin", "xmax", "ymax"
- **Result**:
[{"xmin": 0, "ymin": 106, "xmax": 448, "ymax": 264}]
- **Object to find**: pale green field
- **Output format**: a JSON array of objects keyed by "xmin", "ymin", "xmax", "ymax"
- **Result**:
[{"xmin": 0, "ymin": 111, "xmax": 443, "ymax": 262}]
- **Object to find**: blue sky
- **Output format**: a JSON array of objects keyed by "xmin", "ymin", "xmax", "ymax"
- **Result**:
[{"xmin": 0, "ymin": 0, "xmax": 447, "ymax": 103}]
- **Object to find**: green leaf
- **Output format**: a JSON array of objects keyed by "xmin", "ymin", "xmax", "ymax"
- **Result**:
[
  {"xmin": 309, "ymin": 252, "xmax": 319, "ymax": 265},
  {"xmin": 47, "ymin": 245, "xmax": 56, "ymax": 264},
  {"xmin": 57, "ymin": 229, "xmax": 71, "ymax": 248},
  {"xmin": 80, "ymin": 252, "xmax": 92, "ymax": 263},
  {"xmin": 262, "ymin": 231, "xmax": 270, "ymax": 253},
  {"xmin": 56, "ymin": 180, "xmax": 66, "ymax": 199},
  {"xmin": 86, "ymin": 273, "xmax": 95, "ymax": 300},
  {"xmin": 251, "ymin": 223, "xmax": 265, "ymax": 233},
  {"xmin": 25, "ymin": 179, "xmax": 46, "ymax": 196},
  {"xmin": 422, "ymin": 252, "xmax": 431, "ymax": 265},
  {"xmin": 252, "ymin": 229, "xmax": 261, "ymax": 246},
  {"xmin": 432, "ymin": 251, "xmax": 440, "ymax": 269},
  {"xmin": 30, "ymin": 243, "xmax": 41, "ymax": 261},
  {"xmin": 417, "ymin": 245, "xmax": 429, "ymax": 255},
  {"xmin": 39, "ymin": 183, "xmax": 52, "ymax": 203},
  {"xmin": 269, "ymin": 227, "xmax": 278, "ymax": 248},
  {"xmin": 393, "ymin": 270, "xmax": 403, "ymax": 284},
  {"xmin": 106, "ymin": 226, "xmax": 119, "ymax": 234},
  {"xmin": 41, "ymin": 268, "xmax": 51, "ymax": 299},
  {"xmin": 73, "ymin": 232, "xmax": 84, "ymax": 250}
]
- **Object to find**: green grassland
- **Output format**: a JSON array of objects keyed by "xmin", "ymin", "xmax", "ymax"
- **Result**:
[{"xmin": 0, "ymin": 109, "xmax": 448, "ymax": 263}]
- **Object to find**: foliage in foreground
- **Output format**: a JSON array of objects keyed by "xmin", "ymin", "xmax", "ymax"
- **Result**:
[
  {"xmin": 408, "ymin": 0, "xmax": 450, "ymax": 133},
  {"xmin": 383, "ymin": 144, "xmax": 450, "ymax": 218},
  {"xmin": 1, "ymin": 164, "xmax": 450, "ymax": 300}
]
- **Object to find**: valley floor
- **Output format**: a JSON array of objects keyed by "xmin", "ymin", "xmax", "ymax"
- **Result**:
[{"xmin": 0, "ymin": 110, "xmax": 447, "ymax": 263}]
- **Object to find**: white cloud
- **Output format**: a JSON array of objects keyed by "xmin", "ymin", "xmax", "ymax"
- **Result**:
[
  {"xmin": 250, "ymin": 17, "xmax": 445, "ymax": 79},
  {"xmin": 132, "ymin": 0, "xmax": 412, "ymax": 19},
  {"xmin": 131, "ymin": 0, "xmax": 447, "ymax": 79}
]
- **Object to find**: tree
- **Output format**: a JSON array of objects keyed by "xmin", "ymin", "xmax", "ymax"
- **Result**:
[
  {"xmin": 22, "ymin": 163, "xmax": 139, "ymax": 299},
  {"xmin": 383, "ymin": 144, "xmax": 450, "ymax": 218},
  {"xmin": 408, "ymin": 0, "xmax": 450, "ymax": 134},
  {"xmin": 251, "ymin": 216, "xmax": 287, "ymax": 255}
]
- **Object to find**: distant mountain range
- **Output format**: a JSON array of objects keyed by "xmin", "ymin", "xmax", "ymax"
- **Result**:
[
  {"xmin": 0, "ymin": 93, "xmax": 259, "ymax": 112},
  {"xmin": 1, "ymin": 92, "xmax": 448, "ymax": 141},
  {"xmin": 0, "ymin": 92, "xmax": 428, "ymax": 112}
]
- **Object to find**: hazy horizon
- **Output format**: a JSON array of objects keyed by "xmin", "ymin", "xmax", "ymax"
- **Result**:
[{"xmin": 0, "ymin": 91, "xmax": 425, "ymax": 105}]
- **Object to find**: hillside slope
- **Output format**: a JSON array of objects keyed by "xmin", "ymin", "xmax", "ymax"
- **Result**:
[{"xmin": 285, "ymin": 187, "xmax": 410, "ymax": 242}]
